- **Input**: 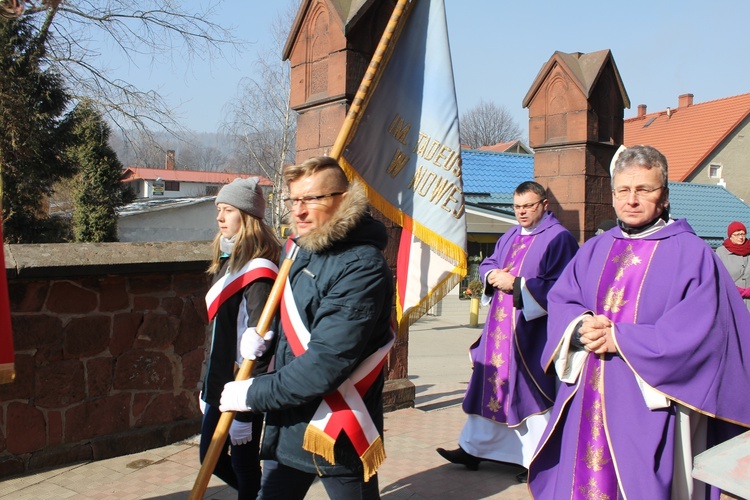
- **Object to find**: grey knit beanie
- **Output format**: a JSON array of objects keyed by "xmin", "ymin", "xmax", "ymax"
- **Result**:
[{"xmin": 215, "ymin": 177, "xmax": 265, "ymax": 219}]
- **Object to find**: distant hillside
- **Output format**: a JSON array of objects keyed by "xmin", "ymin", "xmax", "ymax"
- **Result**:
[{"xmin": 109, "ymin": 130, "xmax": 251, "ymax": 173}]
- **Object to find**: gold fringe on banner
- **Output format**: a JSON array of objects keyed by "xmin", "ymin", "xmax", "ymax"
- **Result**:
[
  {"xmin": 302, "ymin": 425, "xmax": 386, "ymax": 482},
  {"xmin": 338, "ymin": 158, "xmax": 467, "ymax": 271},
  {"xmin": 337, "ymin": 159, "xmax": 467, "ymax": 333},
  {"xmin": 396, "ymin": 268, "xmax": 463, "ymax": 335},
  {"xmin": 0, "ymin": 363, "xmax": 15, "ymax": 385}
]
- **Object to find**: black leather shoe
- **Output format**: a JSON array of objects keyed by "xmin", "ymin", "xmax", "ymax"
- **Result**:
[
  {"xmin": 515, "ymin": 469, "xmax": 528, "ymax": 483},
  {"xmin": 436, "ymin": 446, "xmax": 481, "ymax": 471}
]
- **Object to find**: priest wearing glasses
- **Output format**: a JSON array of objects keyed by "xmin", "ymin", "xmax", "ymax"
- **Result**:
[
  {"xmin": 437, "ymin": 180, "xmax": 578, "ymax": 483},
  {"xmin": 529, "ymin": 145, "xmax": 750, "ymax": 498}
]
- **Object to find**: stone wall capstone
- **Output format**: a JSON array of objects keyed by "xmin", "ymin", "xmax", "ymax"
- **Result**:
[{"xmin": 1, "ymin": 242, "xmax": 213, "ymax": 478}]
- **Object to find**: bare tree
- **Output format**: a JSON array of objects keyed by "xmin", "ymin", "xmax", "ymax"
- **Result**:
[
  {"xmin": 223, "ymin": 2, "xmax": 297, "ymax": 236},
  {"xmin": 5, "ymin": 1, "xmax": 241, "ymax": 141},
  {"xmin": 178, "ymin": 139, "xmax": 228, "ymax": 172},
  {"xmin": 460, "ymin": 100, "xmax": 523, "ymax": 149}
]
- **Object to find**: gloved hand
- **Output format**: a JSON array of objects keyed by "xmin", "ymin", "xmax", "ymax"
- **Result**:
[
  {"xmin": 198, "ymin": 391, "xmax": 206, "ymax": 415},
  {"xmin": 229, "ymin": 419, "xmax": 254, "ymax": 446},
  {"xmin": 740, "ymin": 286, "xmax": 750, "ymax": 299},
  {"xmin": 220, "ymin": 378, "xmax": 253, "ymax": 412},
  {"xmin": 240, "ymin": 328, "xmax": 275, "ymax": 360}
]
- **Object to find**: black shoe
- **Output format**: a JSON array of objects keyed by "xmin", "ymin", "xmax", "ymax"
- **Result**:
[
  {"xmin": 515, "ymin": 469, "xmax": 528, "ymax": 483},
  {"xmin": 436, "ymin": 446, "xmax": 481, "ymax": 471}
]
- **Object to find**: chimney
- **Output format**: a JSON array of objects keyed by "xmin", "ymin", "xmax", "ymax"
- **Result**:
[
  {"xmin": 165, "ymin": 150, "xmax": 175, "ymax": 170},
  {"xmin": 678, "ymin": 93, "xmax": 694, "ymax": 108},
  {"xmin": 637, "ymin": 104, "xmax": 647, "ymax": 117}
]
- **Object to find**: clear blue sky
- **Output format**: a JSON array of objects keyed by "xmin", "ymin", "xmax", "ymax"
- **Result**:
[{"xmin": 105, "ymin": 0, "xmax": 750, "ymax": 136}]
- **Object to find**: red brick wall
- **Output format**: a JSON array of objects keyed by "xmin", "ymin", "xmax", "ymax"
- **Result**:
[
  {"xmin": 1, "ymin": 242, "xmax": 212, "ymax": 478},
  {"xmin": 1, "ymin": 237, "xmax": 412, "ymax": 478}
]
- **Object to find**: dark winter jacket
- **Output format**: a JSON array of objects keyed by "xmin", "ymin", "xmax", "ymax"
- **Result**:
[
  {"xmin": 202, "ymin": 257, "xmax": 274, "ymax": 423},
  {"xmin": 247, "ymin": 180, "xmax": 394, "ymax": 477}
]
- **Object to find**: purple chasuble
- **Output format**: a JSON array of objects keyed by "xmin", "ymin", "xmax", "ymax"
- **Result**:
[
  {"xmin": 530, "ymin": 219, "xmax": 750, "ymax": 499},
  {"xmin": 572, "ymin": 239, "xmax": 658, "ymax": 499},
  {"xmin": 463, "ymin": 234, "xmax": 534, "ymax": 422},
  {"xmin": 463, "ymin": 212, "xmax": 579, "ymax": 427}
]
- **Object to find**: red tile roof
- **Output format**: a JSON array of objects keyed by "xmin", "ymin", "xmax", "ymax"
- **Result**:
[
  {"xmin": 478, "ymin": 141, "xmax": 515, "ymax": 152},
  {"xmin": 624, "ymin": 93, "xmax": 750, "ymax": 181},
  {"xmin": 121, "ymin": 167, "xmax": 273, "ymax": 186}
]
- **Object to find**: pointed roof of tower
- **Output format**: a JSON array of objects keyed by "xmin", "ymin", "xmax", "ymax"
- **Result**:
[
  {"xmin": 283, "ymin": 0, "xmax": 378, "ymax": 60},
  {"xmin": 522, "ymin": 49, "xmax": 630, "ymax": 109}
]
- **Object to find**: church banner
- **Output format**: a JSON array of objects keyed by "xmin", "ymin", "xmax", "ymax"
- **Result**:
[{"xmin": 339, "ymin": 0, "xmax": 467, "ymax": 332}]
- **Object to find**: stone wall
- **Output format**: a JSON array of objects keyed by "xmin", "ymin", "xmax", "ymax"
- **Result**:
[
  {"xmin": 1, "ymin": 240, "xmax": 412, "ymax": 479},
  {"xmin": 1, "ymin": 242, "xmax": 213, "ymax": 478}
]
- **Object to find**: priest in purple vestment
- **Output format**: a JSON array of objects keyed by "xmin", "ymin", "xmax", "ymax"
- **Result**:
[
  {"xmin": 529, "ymin": 145, "xmax": 750, "ymax": 499},
  {"xmin": 437, "ymin": 181, "xmax": 578, "ymax": 482}
]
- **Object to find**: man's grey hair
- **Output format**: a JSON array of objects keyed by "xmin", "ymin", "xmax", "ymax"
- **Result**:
[{"xmin": 611, "ymin": 145, "xmax": 668, "ymax": 188}]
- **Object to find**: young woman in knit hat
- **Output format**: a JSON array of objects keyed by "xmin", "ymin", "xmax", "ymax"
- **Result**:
[
  {"xmin": 716, "ymin": 220, "xmax": 750, "ymax": 311},
  {"xmin": 199, "ymin": 177, "xmax": 280, "ymax": 498}
]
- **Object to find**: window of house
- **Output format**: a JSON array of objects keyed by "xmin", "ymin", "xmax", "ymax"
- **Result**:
[
  {"xmin": 205, "ymin": 185, "xmax": 219, "ymax": 196},
  {"xmin": 165, "ymin": 181, "xmax": 180, "ymax": 191},
  {"xmin": 708, "ymin": 164, "xmax": 722, "ymax": 179}
]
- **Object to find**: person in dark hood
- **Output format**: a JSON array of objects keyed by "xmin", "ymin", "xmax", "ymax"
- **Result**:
[{"xmin": 221, "ymin": 156, "xmax": 394, "ymax": 500}]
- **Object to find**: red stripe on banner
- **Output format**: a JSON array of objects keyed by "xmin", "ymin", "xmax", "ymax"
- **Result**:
[
  {"xmin": 207, "ymin": 267, "xmax": 278, "ymax": 321},
  {"xmin": 0, "ymin": 220, "xmax": 14, "ymax": 368},
  {"xmin": 323, "ymin": 390, "xmax": 371, "ymax": 455},
  {"xmin": 396, "ymin": 229, "xmax": 412, "ymax": 314}
]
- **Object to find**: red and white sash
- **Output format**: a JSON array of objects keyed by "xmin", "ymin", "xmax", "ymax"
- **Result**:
[
  {"xmin": 205, "ymin": 258, "xmax": 279, "ymax": 321},
  {"xmin": 280, "ymin": 274, "xmax": 395, "ymax": 481}
]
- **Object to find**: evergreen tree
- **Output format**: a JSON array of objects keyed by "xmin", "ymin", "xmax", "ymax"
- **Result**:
[
  {"xmin": 66, "ymin": 102, "xmax": 134, "ymax": 242},
  {"xmin": 0, "ymin": 16, "xmax": 74, "ymax": 243}
]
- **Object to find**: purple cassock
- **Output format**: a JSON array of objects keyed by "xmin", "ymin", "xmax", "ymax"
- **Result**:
[
  {"xmin": 529, "ymin": 219, "xmax": 750, "ymax": 499},
  {"xmin": 463, "ymin": 212, "xmax": 578, "ymax": 426}
]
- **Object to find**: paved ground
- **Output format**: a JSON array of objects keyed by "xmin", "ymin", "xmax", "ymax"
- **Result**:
[{"xmin": 0, "ymin": 297, "xmax": 533, "ymax": 499}]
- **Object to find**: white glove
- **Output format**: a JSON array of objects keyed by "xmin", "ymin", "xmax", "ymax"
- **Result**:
[
  {"xmin": 240, "ymin": 328, "xmax": 275, "ymax": 360},
  {"xmin": 220, "ymin": 378, "xmax": 253, "ymax": 412},
  {"xmin": 229, "ymin": 419, "xmax": 254, "ymax": 446},
  {"xmin": 198, "ymin": 391, "xmax": 206, "ymax": 415}
]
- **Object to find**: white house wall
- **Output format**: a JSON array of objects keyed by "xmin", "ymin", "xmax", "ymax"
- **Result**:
[{"xmin": 118, "ymin": 200, "xmax": 218, "ymax": 242}]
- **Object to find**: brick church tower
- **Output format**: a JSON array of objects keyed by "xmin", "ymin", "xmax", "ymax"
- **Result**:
[{"xmin": 522, "ymin": 50, "xmax": 630, "ymax": 242}]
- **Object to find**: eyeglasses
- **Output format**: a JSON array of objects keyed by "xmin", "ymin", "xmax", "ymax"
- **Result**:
[
  {"xmin": 731, "ymin": 232, "xmax": 747, "ymax": 237},
  {"xmin": 513, "ymin": 199, "xmax": 546, "ymax": 211},
  {"xmin": 282, "ymin": 192, "xmax": 344, "ymax": 209},
  {"xmin": 612, "ymin": 186, "xmax": 664, "ymax": 200}
]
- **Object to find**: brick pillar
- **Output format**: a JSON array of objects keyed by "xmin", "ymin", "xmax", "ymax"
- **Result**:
[
  {"xmin": 284, "ymin": 0, "xmax": 412, "ymax": 409},
  {"xmin": 522, "ymin": 50, "xmax": 629, "ymax": 243}
]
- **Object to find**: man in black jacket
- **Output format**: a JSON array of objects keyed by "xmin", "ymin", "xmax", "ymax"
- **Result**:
[{"xmin": 221, "ymin": 156, "xmax": 394, "ymax": 499}]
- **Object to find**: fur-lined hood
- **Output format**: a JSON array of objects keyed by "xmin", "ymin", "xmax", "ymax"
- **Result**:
[{"xmin": 294, "ymin": 179, "xmax": 385, "ymax": 253}]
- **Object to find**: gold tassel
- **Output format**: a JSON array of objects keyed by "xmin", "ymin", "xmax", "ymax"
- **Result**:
[
  {"xmin": 360, "ymin": 436, "xmax": 386, "ymax": 482},
  {"xmin": 302, "ymin": 425, "xmax": 336, "ymax": 465},
  {"xmin": 303, "ymin": 425, "xmax": 386, "ymax": 483}
]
